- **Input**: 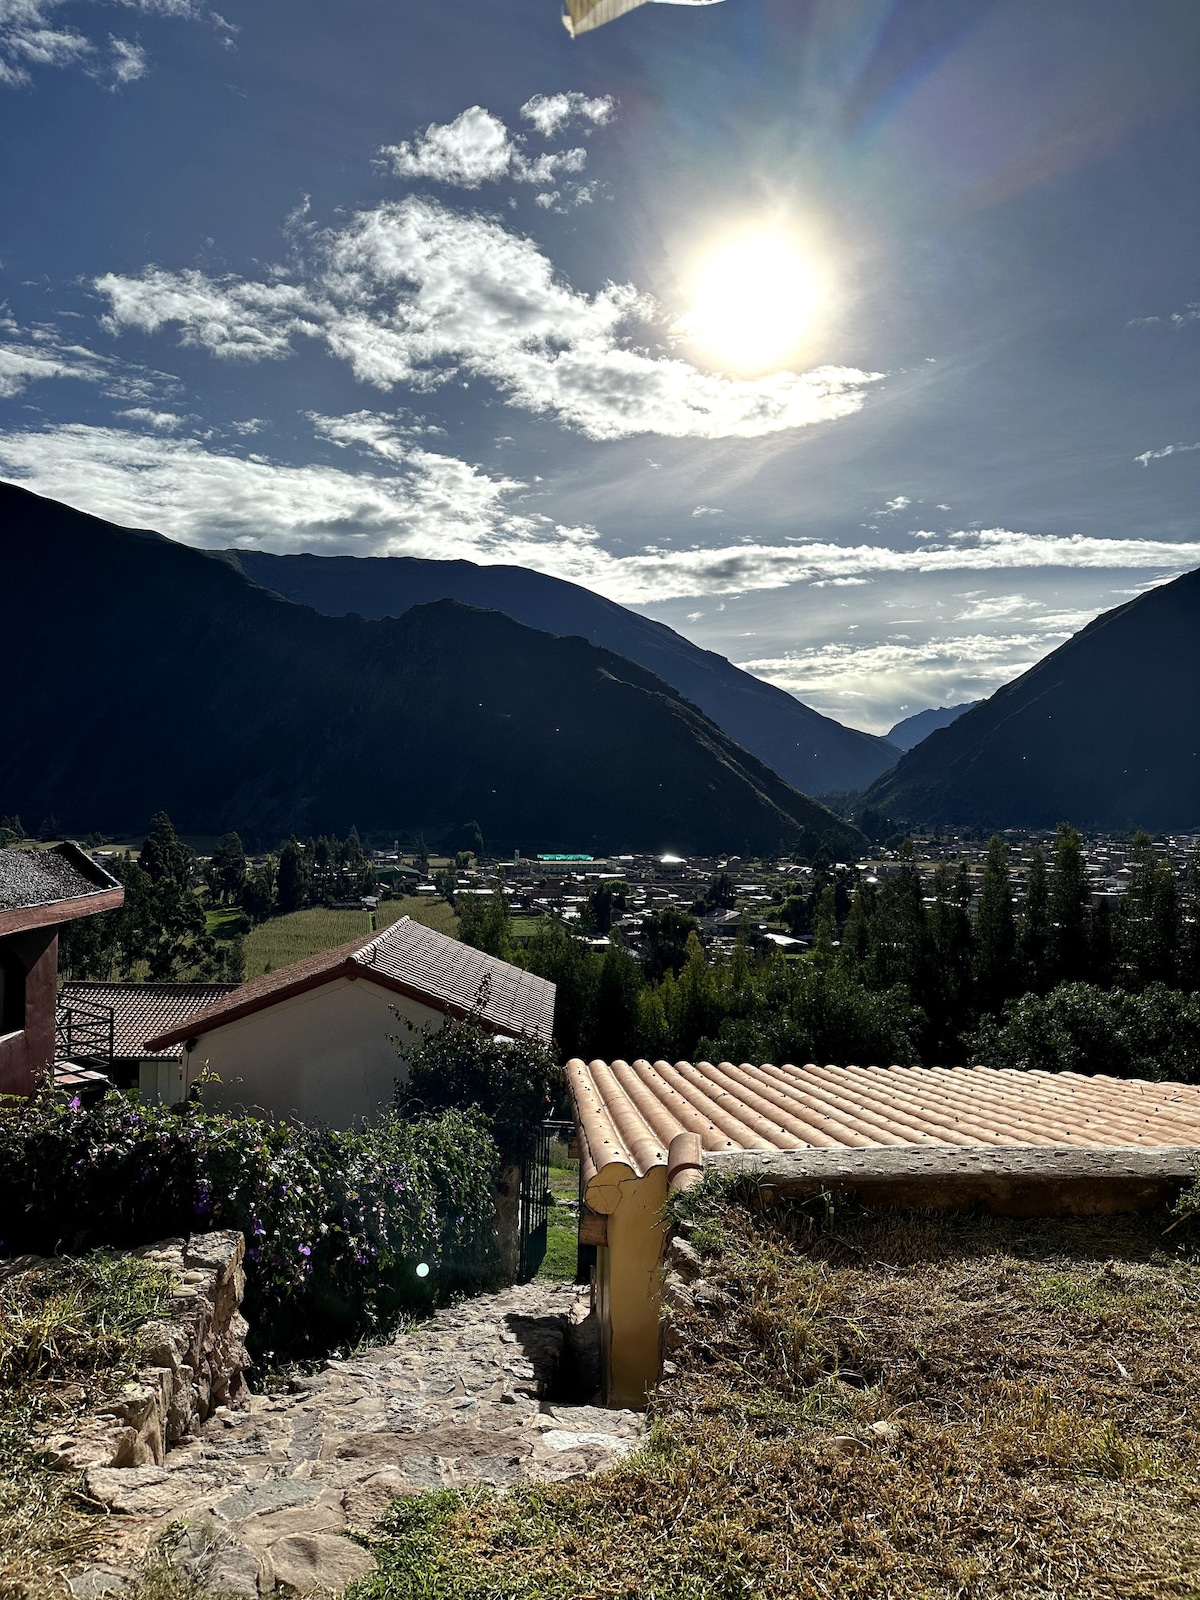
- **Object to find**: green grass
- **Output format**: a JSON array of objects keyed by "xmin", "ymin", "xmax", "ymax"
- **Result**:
[
  {"xmin": 351, "ymin": 1197, "xmax": 1200, "ymax": 1600},
  {"xmin": 536, "ymin": 1157, "xmax": 579, "ymax": 1283},
  {"xmin": 375, "ymin": 896, "xmax": 460, "ymax": 939},
  {"xmin": 204, "ymin": 906, "xmax": 244, "ymax": 939},
  {"xmin": 0, "ymin": 1252, "xmax": 173, "ymax": 1597},
  {"xmin": 243, "ymin": 907, "xmax": 372, "ymax": 977}
]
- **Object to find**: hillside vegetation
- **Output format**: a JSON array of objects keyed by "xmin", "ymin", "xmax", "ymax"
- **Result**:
[
  {"xmin": 865, "ymin": 567, "xmax": 1200, "ymax": 829},
  {"xmin": 352, "ymin": 1186, "xmax": 1200, "ymax": 1600},
  {"xmin": 227, "ymin": 548, "xmax": 898, "ymax": 796},
  {"xmin": 1, "ymin": 483, "xmax": 859, "ymax": 860}
]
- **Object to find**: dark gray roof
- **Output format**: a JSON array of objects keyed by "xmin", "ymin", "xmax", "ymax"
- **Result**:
[
  {"xmin": 58, "ymin": 982, "xmax": 240, "ymax": 1059},
  {"xmin": 0, "ymin": 843, "xmax": 121, "ymax": 915}
]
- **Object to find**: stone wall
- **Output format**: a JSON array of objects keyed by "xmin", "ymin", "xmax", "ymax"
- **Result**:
[{"xmin": 43, "ymin": 1231, "xmax": 249, "ymax": 1473}]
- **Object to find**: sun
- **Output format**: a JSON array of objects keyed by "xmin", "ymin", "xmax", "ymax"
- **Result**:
[{"xmin": 681, "ymin": 233, "xmax": 825, "ymax": 374}]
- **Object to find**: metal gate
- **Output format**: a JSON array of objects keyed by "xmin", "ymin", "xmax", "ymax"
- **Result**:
[{"xmin": 517, "ymin": 1122, "xmax": 554, "ymax": 1281}]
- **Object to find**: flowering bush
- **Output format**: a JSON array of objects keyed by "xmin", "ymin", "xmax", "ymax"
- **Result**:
[{"xmin": 0, "ymin": 1093, "xmax": 500, "ymax": 1362}]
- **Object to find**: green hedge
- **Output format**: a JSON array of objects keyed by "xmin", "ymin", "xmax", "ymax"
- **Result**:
[{"xmin": 0, "ymin": 1094, "xmax": 501, "ymax": 1363}]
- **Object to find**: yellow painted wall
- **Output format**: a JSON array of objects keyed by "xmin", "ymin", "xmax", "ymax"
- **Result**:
[
  {"xmin": 597, "ymin": 1167, "xmax": 668, "ymax": 1409},
  {"xmin": 181, "ymin": 975, "xmax": 446, "ymax": 1128}
]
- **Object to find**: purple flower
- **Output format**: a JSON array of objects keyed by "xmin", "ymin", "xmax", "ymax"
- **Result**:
[
  {"xmin": 68, "ymin": 1096, "xmax": 81, "ymax": 1111},
  {"xmin": 298, "ymin": 1244, "xmax": 311, "ymax": 1257}
]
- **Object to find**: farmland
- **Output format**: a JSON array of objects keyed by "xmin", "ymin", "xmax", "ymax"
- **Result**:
[{"xmin": 242, "ymin": 896, "xmax": 459, "ymax": 977}]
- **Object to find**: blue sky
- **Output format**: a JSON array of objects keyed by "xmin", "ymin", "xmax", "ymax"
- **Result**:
[{"xmin": 2, "ymin": 0, "xmax": 1199, "ymax": 732}]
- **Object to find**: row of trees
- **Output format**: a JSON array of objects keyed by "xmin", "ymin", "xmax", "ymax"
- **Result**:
[{"xmin": 455, "ymin": 827, "xmax": 1200, "ymax": 1083}]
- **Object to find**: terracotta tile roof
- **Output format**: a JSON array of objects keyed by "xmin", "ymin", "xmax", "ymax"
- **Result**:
[
  {"xmin": 58, "ymin": 982, "xmax": 239, "ymax": 1060},
  {"xmin": 144, "ymin": 917, "xmax": 555, "ymax": 1050},
  {"xmin": 568, "ymin": 1058, "xmax": 1200, "ymax": 1189},
  {"xmin": 0, "ymin": 843, "xmax": 123, "ymax": 936}
]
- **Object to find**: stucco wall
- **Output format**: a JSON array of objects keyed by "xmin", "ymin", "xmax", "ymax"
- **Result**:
[
  {"xmin": 0, "ymin": 927, "xmax": 57, "ymax": 1098},
  {"xmin": 182, "ymin": 975, "xmax": 447, "ymax": 1128}
]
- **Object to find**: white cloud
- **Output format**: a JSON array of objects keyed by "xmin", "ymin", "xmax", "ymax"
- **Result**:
[
  {"xmin": 379, "ymin": 105, "xmax": 587, "ymax": 191},
  {"xmin": 1134, "ymin": 441, "xmax": 1200, "ymax": 466},
  {"xmin": 0, "ymin": 335, "xmax": 108, "ymax": 395},
  {"xmin": 876, "ymin": 494, "xmax": 910, "ymax": 515},
  {"xmin": 737, "ymin": 632, "xmax": 1075, "ymax": 733},
  {"xmin": 97, "ymin": 267, "xmax": 322, "ymax": 359},
  {"xmin": 520, "ymin": 92, "xmax": 614, "ymax": 137},
  {"xmin": 106, "ymin": 34, "xmax": 147, "ymax": 83},
  {"xmin": 0, "ymin": 0, "xmax": 213, "ymax": 86},
  {"xmin": 1130, "ymin": 303, "xmax": 1200, "ymax": 330},
  {"xmin": 98, "ymin": 195, "xmax": 884, "ymax": 441},
  {"xmin": 691, "ymin": 504, "xmax": 723, "ymax": 517},
  {"xmin": 117, "ymin": 406, "xmax": 184, "ymax": 428}
]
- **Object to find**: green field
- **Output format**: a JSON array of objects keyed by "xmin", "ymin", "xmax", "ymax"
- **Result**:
[{"xmin": 242, "ymin": 896, "xmax": 460, "ymax": 978}]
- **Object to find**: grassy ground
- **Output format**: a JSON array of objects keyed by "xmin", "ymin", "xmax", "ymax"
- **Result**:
[
  {"xmin": 351, "ymin": 1185, "xmax": 1200, "ymax": 1600},
  {"xmin": 375, "ymin": 896, "xmax": 460, "ymax": 939},
  {"xmin": 241, "ymin": 897, "xmax": 459, "ymax": 977},
  {"xmin": 0, "ymin": 1253, "xmax": 173, "ymax": 1598},
  {"xmin": 537, "ymin": 1140, "xmax": 579, "ymax": 1283}
]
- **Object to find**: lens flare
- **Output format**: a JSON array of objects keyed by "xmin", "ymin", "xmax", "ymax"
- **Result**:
[{"xmin": 681, "ymin": 233, "xmax": 824, "ymax": 373}]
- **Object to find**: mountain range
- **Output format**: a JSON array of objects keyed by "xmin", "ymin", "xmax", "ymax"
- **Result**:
[
  {"xmin": 1, "ymin": 482, "xmax": 861, "ymax": 857},
  {"xmin": 886, "ymin": 703, "xmax": 978, "ymax": 752},
  {"xmin": 222, "ymin": 549, "xmax": 899, "ymax": 796},
  {"xmin": 864, "ymin": 569, "xmax": 1200, "ymax": 830}
]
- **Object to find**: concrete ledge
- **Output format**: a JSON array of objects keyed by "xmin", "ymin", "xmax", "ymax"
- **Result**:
[{"xmin": 702, "ymin": 1143, "xmax": 1200, "ymax": 1217}]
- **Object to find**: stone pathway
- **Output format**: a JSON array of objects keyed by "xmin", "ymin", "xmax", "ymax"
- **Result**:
[{"xmin": 74, "ymin": 1282, "xmax": 641, "ymax": 1598}]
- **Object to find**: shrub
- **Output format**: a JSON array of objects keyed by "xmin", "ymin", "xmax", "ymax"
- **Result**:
[
  {"xmin": 0, "ymin": 1093, "xmax": 501, "ymax": 1363},
  {"xmin": 968, "ymin": 981, "xmax": 1200, "ymax": 1083},
  {"xmin": 394, "ymin": 1016, "xmax": 563, "ymax": 1167}
]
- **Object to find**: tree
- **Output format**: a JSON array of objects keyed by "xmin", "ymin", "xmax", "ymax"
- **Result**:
[
  {"xmin": 926, "ymin": 860, "xmax": 974, "ymax": 1058},
  {"xmin": 524, "ymin": 917, "xmax": 598, "ymax": 1060},
  {"xmin": 139, "ymin": 812, "xmax": 192, "ymax": 891},
  {"xmin": 1048, "ymin": 823, "xmax": 1090, "ymax": 984},
  {"xmin": 1017, "ymin": 845, "xmax": 1050, "ymax": 993},
  {"xmin": 812, "ymin": 885, "xmax": 838, "ymax": 958},
  {"xmin": 591, "ymin": 941, "xmax": 643, "ymax": 1063},
  {"xmin": 456, "ymin": 877, "xmax": 513, "ymax": 962},
  {"xmin": 1180, "ymin": 847, "xmax": 1200, "ymax": 994},
  {"xmin": 209, "ymin": 832, "xmax": 247, "ymax": 905},
  {"xmin": 241, "ymin": 857, "xmax": 277, "ymax": 923},
  {"xmin": 1116, "ymin": 831, "xmax": 1178, "ymax": 989},
  {"xmin": 640, "ymin": 907, "xmax": 699, "ymax": 984},
  {"xmin": 974, "ymin": 836, "xmax": 1017, "ymax": 1012},
  {"xmin": 277, "ymin": 837, "xmax": 311, "ymax": 914},
  {"xmin": 704, "ymin": 872, "xmax": 737, "ymax": 911}
]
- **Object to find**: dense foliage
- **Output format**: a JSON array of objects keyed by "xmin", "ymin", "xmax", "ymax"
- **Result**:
[
  {"xmin": 0, "ymin": 1093, "xmax": 501, "ymax": 1362},
  {"xmin": 459, "ymin": 827, "xmax": 1200, "ymax": 1081},
  {"xmin": 395, "ymin": 1016, "xmax": 563, "ymax": 1167},
  {"xmin": 59, "ymin": 813, "xmax": 245, "ymax": 983}
]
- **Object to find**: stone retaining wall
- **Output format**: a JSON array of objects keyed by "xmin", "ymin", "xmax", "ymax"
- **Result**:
[{"xmin": 43, "ymin": 1231, "xmax": 249, "ymax": 1473}]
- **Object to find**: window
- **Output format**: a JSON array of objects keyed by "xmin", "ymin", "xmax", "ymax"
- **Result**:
[{"xmin": 0, "ymin": 949, "xmax": 26, "ymax": 1035}]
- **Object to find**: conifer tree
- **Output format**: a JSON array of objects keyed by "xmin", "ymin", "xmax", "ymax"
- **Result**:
[
  {"xmin": 1179, "ymin": 846, "xmax": 1200, "ymax": 994},
  {"xmin": 1017, "ymin": 844, "xmax": 1050, "ymax": 992},
  {"xmin": 1117, "ymin": 831, "xmax": 1178, "ymax": 989},
  {"xmin": 1048, "ymin": 823, "xmax": 1090, "ymax": 984},
  {"xmin": 974, "ymin": 836, "xmax": 1016, "ymax": 1013}
]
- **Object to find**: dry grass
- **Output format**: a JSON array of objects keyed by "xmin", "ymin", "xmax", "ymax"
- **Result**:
[
  {"xmin": 353, "ymin": 1192, "xmax": 1200, "ymax": 1600},
  {"xmin": 0, "ymin": 1254, "xmax": 172, "ymax": 1600}
]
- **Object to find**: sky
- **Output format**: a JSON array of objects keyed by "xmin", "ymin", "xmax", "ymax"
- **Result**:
[{"xmin": 2, "ymin": 0, "xmax": 1199, "ymax": 734}]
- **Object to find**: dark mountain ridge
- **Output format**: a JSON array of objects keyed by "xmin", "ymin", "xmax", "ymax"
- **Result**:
[
  {"xmin": 222, "ymin": 548, "xmax": 899, "ymax": 796},
  {"xmin": 863, "ymin": 569, "xmax": 1200, "ymax": 830},
  {"xmin": 0, "ymin": 482, "xmax": 860, "ymax": 856}
]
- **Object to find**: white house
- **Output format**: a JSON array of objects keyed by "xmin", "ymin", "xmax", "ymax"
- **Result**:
[{"xmin": 144, "ymin": 916, "xmax": 556, "ymax": 1128}]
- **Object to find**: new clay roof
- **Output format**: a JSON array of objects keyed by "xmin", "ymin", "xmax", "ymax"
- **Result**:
[
  {"xmin": 568, "ymin": 1058, "xmax": 1200, "ymax": 1190},
  {"xmin": 0, "ymin": 844, "xmax": 123, "ymax": 936},
  {"xmin": 144, "ymin": 916, "xmax": 556, "ymax": 1049},
  {"xmin": 58, "ymin": 982, "xmax": 239, "ymax": 1060}
]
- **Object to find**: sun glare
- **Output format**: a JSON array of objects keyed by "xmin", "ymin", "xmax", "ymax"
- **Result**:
[{"xmin": 681, "ymin": 233, "xmax": 824, "ymax": 374}]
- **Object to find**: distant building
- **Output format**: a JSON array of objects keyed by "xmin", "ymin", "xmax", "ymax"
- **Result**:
[
  {"xmin": 0, "ymin": 843, "xmax": 123, "ymax": 1098},
  {"xmin": 144, "ymin": 916, "xmax": 556, "ymax": 1127}
]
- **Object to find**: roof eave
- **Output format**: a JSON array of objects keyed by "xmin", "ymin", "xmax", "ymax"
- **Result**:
[{"xmin": 0, "ymin": 886, "xmax": 125, "ymax": 938}]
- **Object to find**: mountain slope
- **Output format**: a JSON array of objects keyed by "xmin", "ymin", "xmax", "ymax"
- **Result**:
[
  {"xmin": 0, "ymin": 482, "xmax": 860, "ymax": 856},
  {"xmin": 223, "ymin": 549, "xmax": 899, "ymax": 795},
  {"xmin": 863, "ymin": 571, "xmax": 1200, "ymax": 829},
  {"xmin": 887, "ymin": 702, "xmax": 978, "ymax": 752}
]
